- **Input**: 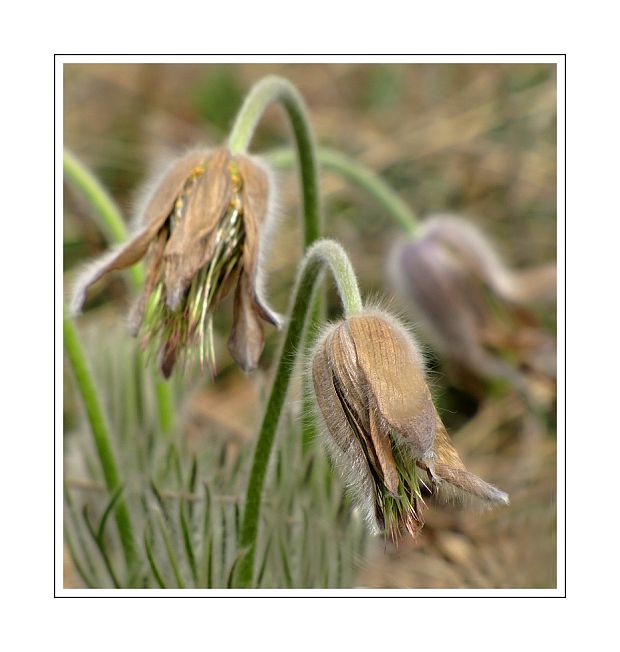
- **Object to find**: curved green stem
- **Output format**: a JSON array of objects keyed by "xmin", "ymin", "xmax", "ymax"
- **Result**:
[
  {"xmin": 63, "ymin": 309, "xmax": 138, "ymax": 571},
  {"xmin": 63, "ymin": 149, "xmax": 173, "ymax": 434},
  {"xmin": 63, "ymin": 150, "xmax": 144, "ymax": 289},
  {"xmin": 230, "ymin": 77, "xmax": 325, "ymax": 464},
  {"xmin": 228, "ymin": 75, "xmax": 321, "ymax": 247},
  {"xmin": 234, "ymin": 240, "xmax": 362, "ymax": 588},
  {"xmin": 267, "ymin": 146, "xmax": 418, "ymax": 236}
]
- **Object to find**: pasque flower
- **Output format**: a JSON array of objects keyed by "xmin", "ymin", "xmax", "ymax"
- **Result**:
[
  {"xmin": 312, "ymin": 311, "xmax": 508, "ymax": 543},
  {"xmin": 71, "ymin": 147, "xmax": 279, "ymax": 377},
  {"xmin": 390, "ymin": 214, "xmax": 556, "ymax": 391}
]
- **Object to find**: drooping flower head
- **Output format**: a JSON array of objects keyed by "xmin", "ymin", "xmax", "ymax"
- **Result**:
[
  {"xmin": 71, "ymin": 148, "xmax": 279, "ymax": 377},
  {"xmin": 389, "ymin": 214, "xmax": 556, "ymax": 392},
  {"xmin": 311, "ymin": 311, "xmax": 508, "ymax": 543}
]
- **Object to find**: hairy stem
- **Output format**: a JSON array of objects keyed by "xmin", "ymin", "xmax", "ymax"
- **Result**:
[
  {"xmin": 229, "ymin": 77, "xmax": 327, "ymax": 534},
  {"xmin": 63, "ymin": 309, "xmax": 138, "ymax": 572},
  {"xmin": 267, "ymin": 146, "xmax": 418, "ymax": 235},
  {"xmin": 234, "ymin": 240, "xmax": 362, "ymax": 588},
  {"xmin": 63, "ymin": 149, "xmax": 173, "ymax": 434},
  {"xmin": 228, "ymin": 75, "xmax": 321, "ymax": 247}
]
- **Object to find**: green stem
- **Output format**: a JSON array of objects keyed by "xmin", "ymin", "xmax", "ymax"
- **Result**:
[
  {"xmin": 228, "ymin": 75, "xmax": 321, "ymax": 247},
  {"xmin": 63, "ymin": 150, "xmax": 144, "ymax": 289},
  {"xmin": 234, "ymin": 240, "xmax": 362, "ymax": 588},
  {"xmin": 63, "ymin": 149, "xmax": 173, "ymax": 435},
  {"xmin": 155, "ymin": 381, "xmax": 174, "ymax": 434},
  {"xmin": 301, "ymin": 298, "xmax": 321, "ymax": 454},
  {"xmin": 63, "ymin": 309, "xmax": 138, "ymax": 571},
  {"xmin": 229, "ymin": 77, "xmax": 325, "ymax": 464},
  {"xmin": 267, "ymin": 146, "xmax": 418, "ymax": 236}
]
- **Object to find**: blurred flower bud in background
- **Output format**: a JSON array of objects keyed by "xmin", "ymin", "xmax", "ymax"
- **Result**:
[
  {"xmin": 311, "ymin": 311, "xmax": 508, "ymax": 544},
  {"xmin": 389, "ymin": 214, "xmax": 556, "ymax": 400},
  {"xmin": 71, "ymin": 147, "xmax": 280, "ymax": 377}
]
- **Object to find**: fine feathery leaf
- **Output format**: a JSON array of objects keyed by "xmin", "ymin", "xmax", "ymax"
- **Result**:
[
  {"xmin": 256, "ymin": 534, "xmax": 273, "ymax": 589},
  {"xmin": 64, "ymin": 526, "xmax": 97, "ymax": 588},
  {"xmin": 201, "ymin": 482, "xmax": 214, "ymax": 588},
  {"xmin": 144, "ymin": 523, "xmax": 167, "ymax": 588},
  {"xmin": 180, "ymin": 502, "xmax": 199, "ymax": 586},
  {"xmin": 279, "ymin": 533, "xmax": 294, "ymax": 589},
  {"xmin": 97, "ymin": 484, "xmax": 126, "ymax": 542},
  {"xmin": 64, "ymin": 484, "xmax": 101, "ymax": 584},
  {"xmin": 156, "ymin": 511, "xmax": 186, "ymax": 589},
  {"xmin": 82, "ymin": 504, "xmax": 121, "ymax": 588},
  {"xmin": 227, "ymin": 547, "xmax": 250, "ymax": 589}
]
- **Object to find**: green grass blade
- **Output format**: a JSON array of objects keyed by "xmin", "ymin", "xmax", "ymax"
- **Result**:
[
  {"xmin": 144, "ymin": 523, "xmax": 167, "ymax": 588},
  {"xmin": 278, "ymin": 533, "xmax": 294, "ymax": 589},
  {"xmin": 256, "ymin": 535, "xmax": 273, "ymax": 589},
  {"xmin": 200, "ymin": 483, "xmax": 214, "ymax": 588},
  {"xmin": 227, "ymin": 547, "xmax": 250, "ymax": 589},
  {"xmin": 234, "ymin": 500, "xmax": 241, "ymax": 546},
  {"xmin": 187, "ymin": 456, "xmax": 198, "ymax": 521},
  {"xmin": 180, "ymin": 503, "xmax": 198, "ymax": 586},
  {"xmin": 156, "ymin": 512, "xmax": 186, "ymax": 589},
  {"xmin": 82, "ymin": 505, "xmax": 121, "ymax": 588},
  {"xmin": 64, "ymin": 526, "xmax": 97, "ymax": 588},
  {"xmin": 64, "ymin": 485, "xmax": 101, "ymax": 584},
  {"xmin": 149, "ymin": 481, "xmax": 171, "ymax": 523},
  {"xmin": 97, "ymin": 484, "xmax": 126, "ymax": 542}
]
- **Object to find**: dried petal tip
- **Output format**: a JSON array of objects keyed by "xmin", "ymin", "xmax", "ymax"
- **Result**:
[
  {"xmin": 421, "ymin": 409, "xmax": 510, "ymax": 507},
  {"xmin": 311, "ymin": 311, "xmax": 509, "ymax": 543},
  {"xmin": 72, "ymin": 147, "xmax": 278, "ymax": 377},
  {"xmin": 432, "ymin": 463, "xmax": 510, "ymax": 506}
]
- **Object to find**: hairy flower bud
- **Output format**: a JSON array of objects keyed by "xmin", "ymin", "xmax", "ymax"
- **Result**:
[
  {"xmin": 71, "ymin": 147, "xmax": 279, "ymax": 377},
  {"xmin": 311, "ymin": 311, "xmax": 508, "ymax": 543},
  {"xmin": 389, "ymin": 214, "xmax": 556, "ymax": 390}
]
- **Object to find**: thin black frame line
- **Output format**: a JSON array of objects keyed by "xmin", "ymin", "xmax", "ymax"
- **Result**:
[{"xmin": 55, "ymin": 55, "xmax": 567, "ymax": 597}]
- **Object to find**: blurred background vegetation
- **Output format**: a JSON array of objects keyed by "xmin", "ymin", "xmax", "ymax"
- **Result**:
[{"xmin": 64, "ymin": 63, "xmax": 557, "ymax": 589}]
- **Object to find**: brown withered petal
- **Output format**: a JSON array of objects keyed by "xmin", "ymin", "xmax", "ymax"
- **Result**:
[
  {"xmin": 427, "ymin": 411, "xmax": 509, "ymax": 505},
  {"xmin": 227, "ymin": 272, "xmax": 266, "ymax": 372},
  {"xmin": 236, "ymin": 155, "xmax": 268, "ymax": 280},
  {"xmin": 311, "ymin": 327, "xmax": 378, "ymax": 507},
  {"xmin": 72, "ymin": 146, "xmax": 280, "ymax": 377},
  {"xmin": 368, "ymin": 409, "xmax": 400, "ymax": 497},
  {"xmin": 236, "ymin": 156, "xmax": 280, "ymax": 329},
  {"xmin": 128, "ymin": 228, "xmax": 168, "ymax": 335},
  {"xmin": 313, "ymin": 312, "xmax": 439, "ymax": 531},
  {"xmin": 163, "ymin": 148, "xmax": 233, "ymax": 310},
  {"xmin": 326, "ymin": 320, "xmax": 400, "ymax": 495},
  {"xmin": 432, "ymin": 462, "xmax": 509, "ymax": 504},
  {"xmin": 225, "ymin": 154, "xmax": 279, "ymax": 370},
  {"xmin": 312, "ymin": 311, "xmax": 509, "ymax": 540},
  {"xmin": 142, "ymin": 152, "xmax": 212, "ymax": 233},
  {"xmin": 346, "ymin": 315, "xmax": 436, "ymax": 459},
  {"xmin": 71, "ymin": 151, "xmax": 208, "ymax": 315}
]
